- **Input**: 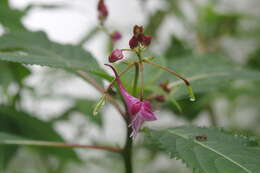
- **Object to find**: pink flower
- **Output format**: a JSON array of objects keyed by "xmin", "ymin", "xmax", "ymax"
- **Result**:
[
  {"xmin": 105, "ymin": 64, "xmax": 158, "ymax": 137},
  {"xmin": 111, "ymin": 31, "xmax": 122, "ymax": 42},
  {"xmin": 108, "ymin": 49, "xmax": 124, "ymax": 63}
]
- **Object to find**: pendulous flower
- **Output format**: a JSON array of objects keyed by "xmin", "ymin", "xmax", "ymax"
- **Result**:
[
  {"xmin": 105, "ymin": 64, "xmax": 158, "ymax": 137},
  {"xmin": 109, "ymin": 49, "xmax": 124, "ymax": 63}
]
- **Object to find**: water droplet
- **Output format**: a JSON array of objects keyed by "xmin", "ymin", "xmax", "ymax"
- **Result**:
[
  {"xmin": 187, "ymin": 86, "xmax": 196, "ymax": 102},
  {"xmin": 93, "ymin": 111, "xmax": 98, "ymax": 116},
  {"xmin": 190, "ymin": 98, "xmax": 196, "ymax": 102}
]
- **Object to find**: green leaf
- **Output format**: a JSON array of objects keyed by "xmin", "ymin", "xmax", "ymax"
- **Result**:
[
  {"xmin": 0, "ymin": 133, "xmax": 19, "ymax": 171},
  {"xmin": 163, "ymin": 94, "xmax": 210, "ymax": 120},
  {"xmin": 0, "ymin": 6, "xmax": 26, "ymax": 31},
  {"xmin": 164, "ymin": 35, "xmax": 192, "ymax": 59},
  {"xmin": 197, "ymin": 6, "xmax": 241, "ymax": 40},
  {"xmin": 0, "ymin": 106, "xmax": 80, "ymax": 162},
  {"xmin": 151, "ymin": 54, "xmax": 260, "ymax": 100},
  {"xmin": 145, "ymin": 10, "xmax": 167, "ymax": 37},
  {"xmin": 146, "ymin": 126, "xmax": 260, "ymax": 173},
  {"xmin": 0, "ymin": 31, "xmax": 108, "ymax": 79},
  {"xmin": 247, "ymin": 47, "xmax": 260, "ymax": 70},
  {"xmin": 24, "ymin": 3, "xmax": 67, "ymax": 11},
  {"xmin": 0, "ymin": 62, "xmax": 31, "ymax": 88}
]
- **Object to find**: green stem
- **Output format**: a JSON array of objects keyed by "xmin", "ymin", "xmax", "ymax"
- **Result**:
[
  {"xmin": 137, "ymin": 53, "xmax": 144, "ymax": 101},
  {"xmin": 78, "ymin": 26, "xmax": 99, "ymax": 46},
  {"xmin": 132, "ymin": 62, "xmax": 139, "ymax": 97},
  {"xmin": 122, "ymin": 121, "xmax": 133, "ymax": 173}
]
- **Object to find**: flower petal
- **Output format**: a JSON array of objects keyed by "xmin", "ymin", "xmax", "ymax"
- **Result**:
[
  {"xmin": 140, "ymin": 101, "xmax": 158, "ymax": 121},
  {"xmin": 130, "ymin": 101, "xmax": 142, "ymax": 115},
  {"xmin": 129, "ymin": 113, "xmax": 144, "ymax": 138}
]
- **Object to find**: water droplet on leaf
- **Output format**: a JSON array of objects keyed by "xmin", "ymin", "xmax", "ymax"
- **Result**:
[{"xmin": 190, "ymin": 98, "xmax": 196, "ymax": 102}]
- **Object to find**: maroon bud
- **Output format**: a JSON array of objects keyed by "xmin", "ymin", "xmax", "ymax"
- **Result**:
[
  {"xmin": 111, "ymin": 31, "xmax": 122, "ymax": 42},
  {"xmin": 133, "ymin": 25, "xmax": 144, "ymax": 35},
  {"xmin": 140, "ymin": 34, "xmax": 152, "ymax": 47},
  {"xmin": 97, "ymin": 0, "xmax": 108, "ymax": 21},
  {"xmin": 129, "ymin": 36, "xmax": 139, "ymax": 49},
  {"xmin": 108, "ymin": 49, "xmax": 124, "ymax": 63},
  {"xmin": 155, "ymin": 95, "xmax": 165, "ymax": 103},
  {"xmin": 159, "ymin": 81, "xmax": 171, "ymax": 93}
]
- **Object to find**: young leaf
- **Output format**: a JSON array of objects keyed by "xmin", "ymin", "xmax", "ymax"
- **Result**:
[{"xmin": 146, "ymin": 126, "xmax": 260, "ymax": 173}]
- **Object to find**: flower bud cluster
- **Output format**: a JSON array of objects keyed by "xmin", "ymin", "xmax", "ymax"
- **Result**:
[
  {"xmin": 108, "ymin": 25, "xmax": 152, "ymax": 63},
  {"xmin": 129, "ymin": 25, "xmax": 152, "ymax": 49}
]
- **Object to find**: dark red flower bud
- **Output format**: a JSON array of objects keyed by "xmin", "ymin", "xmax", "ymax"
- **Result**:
[
  {"xmin": 97, "ymin": 0, "xmax": 108, "ymax": 21},
  {"xmin": 140, "ymin": 34, "xmax": 152, "ymax": 47},
  {"xmin": 111, "ymin": 31, "xmax": 122, "ymax": 42},
  {"xmin": 129, "ymin": 36, "xmax": 139, "ymax": 49},
  {"xmin": 155, "ymin": 95, "xmax": 165, "ymax": 103},
  {"xmin": 133, "ymin": 25, "xmax": 144, "ymax": 35},
  {"xmin": 159, "ymin": 81, "xmax": 171, "ymax": 93},
  {"xmin": 109, "ymin": 49, "xmax": 124, "ymax": 63}
]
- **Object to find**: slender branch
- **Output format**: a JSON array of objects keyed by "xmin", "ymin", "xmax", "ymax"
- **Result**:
[
  {"xmin": 105, "ymin": 63, "xmax": 136, "ymax": 93},
  {"xmin": 99, "ymin": 25, "xmax": 110, "ymax": 36},
  {"xmin": 132, "ymin": 62, "xmax": 139, "ymax": 97},
  {"xmin": 143, "ymin": 59, "xmax": 190, "ymax": 86},
  {"xmin": 143, "ymin": 59, "xmax": 196, "ymax": 101},
  {"xmin": 137, "ymin": 53, "xmax": 144, "ymax": 101},
  {"xmin": 121, "ymin": 48, "xmax": 133, "ymax": 52},
  {"xmin": 78, "ymin": 26, "xmax": 99, "ymax": 46},
  {"xmin": 1, "ymin": 140, "xmax": 122, "ymax": 153},
  {"xmin": 77, "ymin": 71, "xmax": 125, "ymax": 117}
]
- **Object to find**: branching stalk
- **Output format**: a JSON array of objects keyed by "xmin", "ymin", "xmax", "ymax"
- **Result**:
[
  {"xmin": 78, "ymin": 26, "xmax": 99, "ymax": 46},
  {"xmin": 143, "ymin": 59, "xmax": 190, "ymax": 85},
  {"xmin": 77, "ymin": 71, "xmax": 125, "ymax": 117},
  {"xmin": 1, "ymin": 140, "xmax": 122, "ymax": 153},
  {"xmin": 105, "ymin": 62, "xmax": 135, "ymax": 93},
  {"xmin": 132, "ymin": 62, "xmax": 139, "ymax": 97},
  {"xmin": 143, "ymin": 59, "xmax": 196, "ymax": 101}
]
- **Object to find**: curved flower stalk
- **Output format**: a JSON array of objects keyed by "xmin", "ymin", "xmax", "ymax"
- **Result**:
[{"xmin": 105, "ymin": 64, "xmax": 157, "ymax": 137}]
